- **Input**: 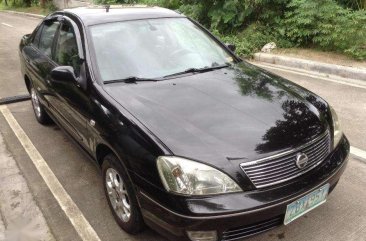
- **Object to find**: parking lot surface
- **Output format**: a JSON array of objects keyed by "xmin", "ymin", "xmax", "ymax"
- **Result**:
[{"xmin": 1, "ymin": 12, "xmax": 366, "ymax": 241}]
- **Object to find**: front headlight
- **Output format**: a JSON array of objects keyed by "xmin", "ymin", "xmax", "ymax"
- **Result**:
[
  {"xmin": 157, "ymin": 156, "xmax": 242, "ymax": 195},
  {"xmin": 330, "ymin": 106, "xmax": 342, "ymax": 148}
]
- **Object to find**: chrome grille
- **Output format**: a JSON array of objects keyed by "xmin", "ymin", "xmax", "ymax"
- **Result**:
[{"xmin": 240, "ymin": 131, "xmax": 331, "ymax": 188}]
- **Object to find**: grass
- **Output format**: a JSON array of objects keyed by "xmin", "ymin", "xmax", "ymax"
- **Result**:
[{"xmin": 0, "ymin": 3, "xmax": 50, "ymax": 15}]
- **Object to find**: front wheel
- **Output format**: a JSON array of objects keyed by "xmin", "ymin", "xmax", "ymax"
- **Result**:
[
  {"xmin": 30, "ymin": 86, "xmax": 52, "ymax": 125},
  {"xmin": 102, "ymin": 154, "xmax": 145, "ymax": 234}
]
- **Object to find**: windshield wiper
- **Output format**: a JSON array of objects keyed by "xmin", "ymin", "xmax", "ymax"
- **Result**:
[
  {"xmin": 104, "ymin": 76, "xmax": 161, "ymax": 84},
  {"xmin": 163, "ymin": 64, "xmax": 230, "ymax": 78},
  {"xmin": 104, "ymin": 63, "xmax": 231, "ymax": 83}
]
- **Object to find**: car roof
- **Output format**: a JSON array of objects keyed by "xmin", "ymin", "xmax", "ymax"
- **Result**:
[{"xmin": 61, "ymin": 5, "xmax": 184, "ymax": 26}]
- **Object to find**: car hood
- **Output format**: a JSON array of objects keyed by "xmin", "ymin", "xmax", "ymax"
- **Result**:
[{"xmin": 103, "ymin": 62, "xmax": 329, "ymax": 170}]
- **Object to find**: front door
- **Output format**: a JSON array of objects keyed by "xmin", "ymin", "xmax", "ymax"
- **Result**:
[{"xmin": 50, "ymin": 19, "xmax": 92, "ymax": 152}]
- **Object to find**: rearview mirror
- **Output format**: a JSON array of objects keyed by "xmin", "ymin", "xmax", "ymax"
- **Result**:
[
  {"xmin": 51, "ymin": 66, "xmax": 77, "ymax": 83},
  {"xmin": 226, "ymin": 43, "xmax": 236, "ymax": 52}
]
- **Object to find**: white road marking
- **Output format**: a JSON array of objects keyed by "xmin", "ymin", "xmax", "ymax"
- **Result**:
[
  {"xmin": 350, "ymin": 146, "xmax": 366, "ymax": 161},
  {"xmin": 0, "ymin": 105, "xmax": 101, "ymax": 241},
  {"xmin": 253, "ymin": 62, "xmax": 366, "ymax": 90},
  {"xmin": 1, "ymin": 22, "xmax": 13, "ymax": 28}
]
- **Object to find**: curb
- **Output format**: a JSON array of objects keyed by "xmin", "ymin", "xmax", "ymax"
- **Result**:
[
  {"xmin": 0, "ymin": 94, "xmax": 30, "ymax": 105},
  {"xmin": 254, "ymin": 53, "xmax": 366, "ymax": 81},
  {"xmin": 1, "ymin": 10, "xmax": 44, "ymax": 19}
]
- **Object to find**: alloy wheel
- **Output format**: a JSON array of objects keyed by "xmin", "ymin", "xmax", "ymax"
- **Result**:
[
  {"xmin": 31, "ymin": 88, "xmax": 41, "ymax": 118},
  {"xmin": 105, "ymin": 168, "xmax": 131, "ymax": 222}
]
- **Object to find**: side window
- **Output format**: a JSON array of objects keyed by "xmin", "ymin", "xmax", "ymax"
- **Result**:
[
  {"xmin": 54, "ymin": 22, "xmax": 80, "ymax": 75},
  {"xmin": 39, "ymin": 21, "xmax": 60, "ymax": 58}
]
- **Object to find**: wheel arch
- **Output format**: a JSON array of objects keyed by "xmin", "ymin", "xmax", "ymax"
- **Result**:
[
  {"xmin": 96, "ymin": 143, "xmax": 114, "ymax": 167},
  {"xmin": 96, "ymin": 143, "xmax": 139, "ymax": 194},
  {"xmin": 96, "ymin": 143, "xmax": 130, "ymax": 169}
]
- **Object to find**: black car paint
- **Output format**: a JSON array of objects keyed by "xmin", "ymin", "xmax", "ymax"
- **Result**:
[
  {"xmin": 19, "ymin": 7, "xmax": 349, "ymax": 241},
  {"xmin": 104, "ymin": 62, "xmax": 332, "ymax": 191}
]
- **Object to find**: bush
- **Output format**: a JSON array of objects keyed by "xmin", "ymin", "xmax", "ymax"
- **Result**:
[
  {"xmin": 283, "ymin": 0, "xmax": 366, "ymax": 59},
  {"xmin": 1, "ymin": 0, "xmax": 55, "ymax": 9},
  {"xmin": 174, "ymin": 0, "xmax": 366, "ymax": 60},
  {"xmin": 45, "ymin": 0, "xmax": 57, "ymax": 11},
  {"xmin": 217, "ymin": 24, "xmax": 294, "ymax": 58},
  {"xmin": 175, "ymin": 0, "xmax": 290, "ymax": 34},
  {"xmin": 336, "ymin": 0, "xmax": 366, "ymax": 10}
]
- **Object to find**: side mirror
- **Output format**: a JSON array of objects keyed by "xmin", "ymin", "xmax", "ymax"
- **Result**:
[
  {"xmin": 51, "ymin": 66, "xmax": 77, "ymax": 83},
  {"xmin": 226, "ymin": 43, "xmax": 236, "ymax": 52},
  {"xmin": 21, "ymin": 34, "xmax": 31, "ymax": 45}
]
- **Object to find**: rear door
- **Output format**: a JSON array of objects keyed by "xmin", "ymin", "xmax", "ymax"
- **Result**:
[{"xmin": 22, "ymin": 18, "xmax": 60, "ymax": 106}]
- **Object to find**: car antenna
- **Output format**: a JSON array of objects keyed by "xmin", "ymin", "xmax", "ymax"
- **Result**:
[{"xmin": 105, "ymin": 5, "xmax": 110, "ymax": 13}]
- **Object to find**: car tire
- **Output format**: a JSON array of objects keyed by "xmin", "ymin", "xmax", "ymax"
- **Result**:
[
  {"xmin": 102, "ymin": 153, "xmax": 145, "ymax": 234},
  {"xmin": 30, "ymin": 85, "xmax": 52, "ymax": 125}
]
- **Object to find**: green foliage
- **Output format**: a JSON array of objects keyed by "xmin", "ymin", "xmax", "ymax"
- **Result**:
[
  {"xmin": 283, "ymin": 0, "xmax": 346, "ymax": 46},
  {"xmin": 1, "ymin": 0, "xmax": 55, "ymax": 9},
  {"xmin": 175, "ymin": 0, "xmax": 290, "ymax": 33},
  {"xmin": 283, "ymin": 0, "xmax": 366, "ymax": 59},
  {"xmin": 217, "ymin": 24, "xmax": 294, "ymax": 58},
  {"xmin": 336, "ymin": 0, "xmax": 366, "ymax": 10},
  {"xmin": 175, "ymin": 0, "xmax": 365, "ymax": 60},
  {"xmin": 178, "ymin": 3, "xmax": 203, "ymax": 21},
  {"xmin": 45, "ymin": 0, "xmax": 56, "ymax": 11},
  {"xmin": 4, "ymin": 0, "xmax": 27, "ymax": 7}
]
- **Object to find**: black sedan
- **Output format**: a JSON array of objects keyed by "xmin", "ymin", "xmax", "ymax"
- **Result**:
[{"xmin": 19, "ymin": 6, "xmax": 350, "ymax": 241}]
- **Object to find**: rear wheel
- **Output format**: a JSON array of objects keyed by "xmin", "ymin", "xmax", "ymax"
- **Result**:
[
  {"xmin": 102, "ymin": 154, "xmax": 145, "ymax": 234},
  {"xmin": 30, "ymin": 86, "xmax": 52, "ymax": 125}
]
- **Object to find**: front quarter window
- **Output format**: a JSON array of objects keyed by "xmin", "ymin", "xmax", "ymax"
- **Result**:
[
  {"xmin": 89, "ymin": 18, "xmax": 234, "ymax": 82},
  {"xmin": 38, "ymin": 21, "xmax": 60, "ymax": 58},
  {"xmin": 54, "ymin": 22, "xmax": 81, "ymax": 75}
]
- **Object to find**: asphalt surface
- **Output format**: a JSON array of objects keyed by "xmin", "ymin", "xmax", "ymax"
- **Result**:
[{"xmin": 1, "ymin": 12, "xmax": 366, "ymax": 241}]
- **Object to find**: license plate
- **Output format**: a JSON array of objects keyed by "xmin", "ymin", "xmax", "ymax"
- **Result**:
[{"xmin": 284, "ymin": 183, "xmax": 330, "ymax": 225}]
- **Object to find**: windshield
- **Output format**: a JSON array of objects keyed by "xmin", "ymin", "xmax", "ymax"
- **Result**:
[{"xmin": 89, "ymin": 18, "xmax": 234, "ymax": 82}]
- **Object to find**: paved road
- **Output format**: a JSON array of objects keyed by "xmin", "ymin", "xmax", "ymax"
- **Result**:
[{"xmin": 0, "ymin": 12, "xmax": 366, "ymax": 241}]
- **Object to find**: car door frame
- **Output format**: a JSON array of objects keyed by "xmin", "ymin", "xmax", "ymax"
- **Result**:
[
  {"xmin": 23, "ymin": 21, "xmax": 43, "ymax": 85},
  {"xmin": 49, "ymin": 16, "xmax": 93, "ymax": 150},
  {"xmin": 23, "ymin": 16, "xmax": 62, "ymax": 107},
  {"xmin": 29, "ymin": 15, "xmax": 81, "ymax": 141}
]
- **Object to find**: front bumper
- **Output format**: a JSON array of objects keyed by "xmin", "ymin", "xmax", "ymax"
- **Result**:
[{"xmin": 137, "ymin": 136, "xmax": 350, "ymax": 241}]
